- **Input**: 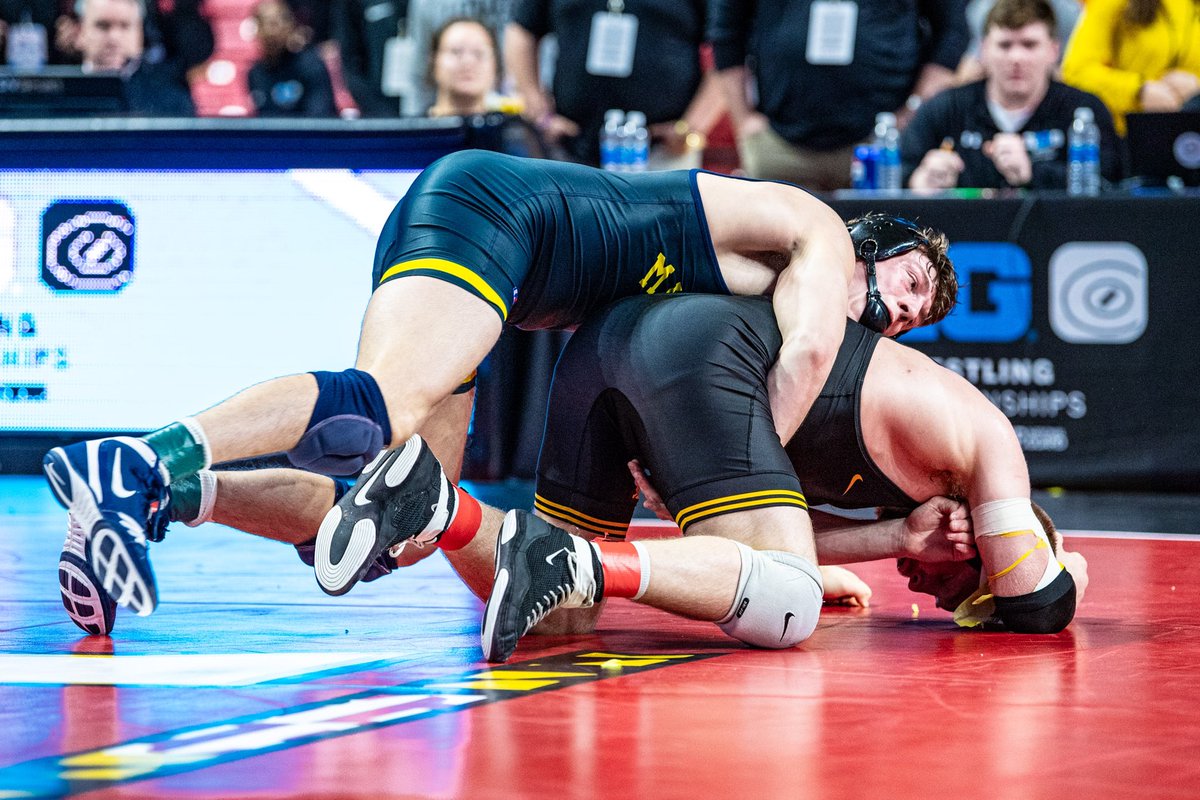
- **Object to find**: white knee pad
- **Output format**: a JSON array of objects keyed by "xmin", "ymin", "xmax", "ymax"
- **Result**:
[{"xmin": 717, "ymin": 543, "xmax": 823, "ymax": 648}]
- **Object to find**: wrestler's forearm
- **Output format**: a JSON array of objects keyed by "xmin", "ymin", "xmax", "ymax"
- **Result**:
[
  {"xmin": 811, "ymin": 510, "xmax": 906, "ymax": 564},
  {"xmin": 767, "ymin": 230, "xmax": 852, "ymax": 442}
]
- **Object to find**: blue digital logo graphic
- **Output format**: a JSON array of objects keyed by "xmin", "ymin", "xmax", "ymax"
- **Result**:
[
  {"xmin": 904, "ymin": 242, "xmax": 1032, "ymax": 343},
  {"xmin": 41, "ymin": 201, "xmax": 135, "ymax": 292}
]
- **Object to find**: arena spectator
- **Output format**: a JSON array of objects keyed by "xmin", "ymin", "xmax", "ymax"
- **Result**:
[
  {"xmin": 426, "ymin": 16, "xmax": 497, "ymax": 117},
  {"xmin": 505, "ymin": 0, "xmax": 717, "ymax": 167},
  {"xmin": 77, "ymin": 0, "xmax": 193, "ymax": 115},
  {"xmin": 903, "ymin": 0, "xmax": 1120, "ymax": 191},
  {"xmin": 426, "ymin": 19, "xmax": 548, "ymax": 162},
  {"xmin": 332, "ymin": 0, "xmax": 510, "ymax": 118},
  {"xmin": 1061, "ymin": 0, "xmax": 1200, "ymax": 135},
  {"xmin": 709, "ymin": 0, "xmax": 970, "ymax": 189},
  {"xmin": 1, "ymin": 0, "xmax": 209, "ymax": 79},
  {"xmin": 957, "ymin": 0, "xmax": 1080, "ymax": 82},
  {"xmin": 248, "ymin": 0, "xmax": 336, "ymax": 117}
]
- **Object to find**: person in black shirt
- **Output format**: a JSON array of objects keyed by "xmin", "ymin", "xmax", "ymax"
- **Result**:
[
  {"xmin": 709, "ymin": 0, "xmax": 968, "ymax": 189},
  {"xmin": 903, "ymin": 0, "xmax": 1121, "ymax": 190},
  {"xmin": 505, "ymin": 0, "xmax": 713, "ymax": 166},
  {"xmin": 247, "ymin": 0, "xmax": 336, "ymax": 117}
]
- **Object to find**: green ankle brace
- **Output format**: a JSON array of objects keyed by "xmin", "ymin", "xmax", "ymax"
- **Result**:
[{"xmin": 144, "ymin": 421, "xmax": 206, "ymax": 482}]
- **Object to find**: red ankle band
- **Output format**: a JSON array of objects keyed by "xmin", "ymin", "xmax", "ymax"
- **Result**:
[
  {"xmin": 438, "ymin": 486, "xmax": 481, "ymax": 551},
  {"xmin": 596, "ymin": 541, "xmax": 642, "ymax": 598}
]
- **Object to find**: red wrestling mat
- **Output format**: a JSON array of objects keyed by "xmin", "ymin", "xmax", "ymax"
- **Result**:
[{"xmin": 2, "ymin": 494, "xmax": 1198, "ymax": 799}]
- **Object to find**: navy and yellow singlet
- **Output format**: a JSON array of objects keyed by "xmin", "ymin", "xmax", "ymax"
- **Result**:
[{"xmin": 371, "ymin": 150, "xmax": 728, "ymax": 329}]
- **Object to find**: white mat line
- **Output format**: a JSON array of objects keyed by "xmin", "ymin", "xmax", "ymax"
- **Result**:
[{"xmin": 1061, "ymin": 529, "xmax": 1200, "ymax": 542}]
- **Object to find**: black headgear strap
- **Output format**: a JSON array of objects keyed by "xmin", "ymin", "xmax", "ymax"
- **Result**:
[{"xmin": 847, "ymin": 214, "xmax": 930, "ymax": 334}]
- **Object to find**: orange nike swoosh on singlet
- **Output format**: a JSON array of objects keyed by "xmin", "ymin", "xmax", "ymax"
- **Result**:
[{"xmin": 842, "ymin": 474, "xmax": 863, "ymax": 495}]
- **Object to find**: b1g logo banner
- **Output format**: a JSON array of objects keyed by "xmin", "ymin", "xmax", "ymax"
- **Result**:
[
  {"xmin": 41, "ymin": 200, "xmax": 135, "ymax": 292},
  {"xmin": 903, "ymin": 242, "xmax": 1032, "ymax": 343}
]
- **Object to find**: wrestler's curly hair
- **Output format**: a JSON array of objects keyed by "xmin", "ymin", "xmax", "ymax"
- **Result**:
[{"xmin": 916, "ymin": 225, "xmax": 957, "ymax": 326}]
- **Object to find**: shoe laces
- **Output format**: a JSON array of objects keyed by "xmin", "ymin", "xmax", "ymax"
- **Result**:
[
  {"xmin": 63, "ymin": 514, "xmax": 86, "ymax": 556},
  {"xmin": 520, "ymin": 544, "xmax": 597, "ymax": 636},
  {"xmin": 521, "ymin": 581, "xmax": 572, "ymax": 638}
]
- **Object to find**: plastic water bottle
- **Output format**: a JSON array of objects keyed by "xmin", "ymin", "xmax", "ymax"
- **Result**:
[
  {"xmin": 851, "ymin": 144, "xmax": 877, "ymax": 190},
  {"xmin": 1067, "ymin": 106, "xmax": 1101, "ymax": 196},
  {"xmin": 874, "ymin": 112, "xmax": 902, "ymax": 193},
  {"xmin": 623, "ymin": 110, "xmax": 649, "ymax": 172},
  {"xmin": 601, "ymin": 109, "xmax": 626, "ymax": 171}
]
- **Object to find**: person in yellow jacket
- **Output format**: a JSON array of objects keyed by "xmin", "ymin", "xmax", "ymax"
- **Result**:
[{"xmin": 1062, "ymin": 0, "xmax": 1200, "ymax": 134}]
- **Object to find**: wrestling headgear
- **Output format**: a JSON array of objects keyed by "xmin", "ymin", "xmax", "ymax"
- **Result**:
[{"xmin": 846, "ymin": 213, "xmax": 931, "ymax": 333}]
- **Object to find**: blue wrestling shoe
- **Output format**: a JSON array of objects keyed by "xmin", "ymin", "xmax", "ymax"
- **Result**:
[
  {"xmin": 43, "ymin": 437, "xmax": 169, "ymax": 616},
  {"xmin": 481, "ymin": 510, "xmax": 603, "ymax": 664},
  {"xmin": 314, "ymin": 435, "xmax": 456, "ymax": 596},
  {"xmin": 59, "ymin": 514, "xmax": 117, "ymax": 636}
]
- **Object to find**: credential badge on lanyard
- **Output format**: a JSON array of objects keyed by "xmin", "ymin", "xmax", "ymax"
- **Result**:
[
  {"xmin": 382, "ymin": 12, "xmax": 414, "ymax": 100},
  {"xmin": 806, "ymin": 1, "xmax": 858, "ymax": 66},
  {"xmin": 587, "ymin": 0, "xmax": 639, "ymax": 78}
]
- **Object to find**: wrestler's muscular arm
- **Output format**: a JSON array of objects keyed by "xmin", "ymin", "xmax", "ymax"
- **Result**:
[
  {"xmin": 697, "ymin": 175, "xmax": 856, "ymax": 443},
  {"xmin": 870, "ymin": 347, "xmax": 1063, "ymax": 598}
]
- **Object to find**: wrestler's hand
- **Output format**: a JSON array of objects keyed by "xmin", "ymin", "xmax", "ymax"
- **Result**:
[
  {"xmin": 628, "ymin": 459, "xmax": 673, "ymax": 522},
  {"xmin": 1046, "ymin": 528, "xmax": 1088, "ymax": 606},
  {"xmin": 1060, "ymin": 549, "xmax": 1088, "ymax": 605},
  {"xmin": 820, "ymin": 565, "xmax": 872, "ymax": 607},
  {"xmin": 900, "ymin": 496, "xmax": 975, "ymax": 562}
]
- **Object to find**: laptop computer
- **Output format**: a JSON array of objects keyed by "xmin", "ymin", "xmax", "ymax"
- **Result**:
[
  {"xmin": 0, "ymin": 67, "xmax": 128, "ymax": 117},
  {"xmin": 1125, "ymin": 111, "xmax": 1200, "ymax": 187}
]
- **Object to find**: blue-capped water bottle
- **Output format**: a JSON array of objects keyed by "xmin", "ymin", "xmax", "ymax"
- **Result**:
[
  {"xmin": 601, "ymin": 109, "xmax": 625, "ymax": 172},
  {"xmin": 1067, "ymin": 106, "xmax": 1101, "ymax": 196},
  {"xmin": 851, "ymin": 144, "xmax": 877, "ymax": 190}
]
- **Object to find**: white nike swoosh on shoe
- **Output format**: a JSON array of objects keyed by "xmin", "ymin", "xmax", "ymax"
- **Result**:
[
  {"xmin": 353, "ymin": 458, "xmax": 387, "ymax": 506},
  {"xmin": 110, "ymin": 448, "xmax": 136, "ymax": 499},
  {"xmin": 46, "ymin": 460, "xmax": 70, "ymax": 501},
  {"xmin": 545, "ymin": 547, "xmax": 572, "ymax": 567}
]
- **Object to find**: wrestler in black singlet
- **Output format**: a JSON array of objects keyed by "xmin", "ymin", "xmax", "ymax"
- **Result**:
[
  {"xmin": 371, "ymin": 150, "xmax": 728, "ymax": 329},
  {"xmin": 534, "ymin": 294, "xmax": 917, "ymax": 538}
]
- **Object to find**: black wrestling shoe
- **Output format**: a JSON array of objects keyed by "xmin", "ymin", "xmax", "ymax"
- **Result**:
[
  {"xmin": 481, "ymin": 510, "xmax": 603, "ymax": 663},
  {"xmin": 295, "ymin": 540, "xmax": 395, "ymax": 583},
  {"xmin": 313, "ymin": 434, "xmax": 456, "ymax": 596}
]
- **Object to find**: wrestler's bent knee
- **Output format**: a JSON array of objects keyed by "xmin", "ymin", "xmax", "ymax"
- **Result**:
[
  {"xmin": 717, "ymin": 543, "xmax": 823, "ymax": 648},
  {"xmin": 287, "ymin": 369, "xmax": 391, "ymax": 475}
]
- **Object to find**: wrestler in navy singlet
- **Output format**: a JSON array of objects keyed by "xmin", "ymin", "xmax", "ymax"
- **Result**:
[
  {"xmin": 534, "ymin": 294, "xmax": 917, "ymax": 538},
  {"xmin": 371, "ymin": 150, "xmax": 727, "ymax": 329}
]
